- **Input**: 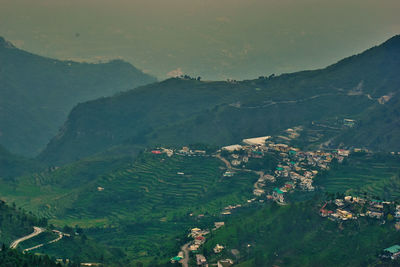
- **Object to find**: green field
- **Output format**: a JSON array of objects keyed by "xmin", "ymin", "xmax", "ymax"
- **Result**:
[
  {"xmin": 315, "ymin": 153, "xmax": 400, "ymax": 200},
  {"xmin": 0, "ymin": 152, "xmax": 260, "ymax": 263}
]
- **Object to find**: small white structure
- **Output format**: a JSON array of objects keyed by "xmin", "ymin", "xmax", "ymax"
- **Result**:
[
  {"xmin": 214, "ymin": 222, "xmax": 225, "ymax": 230},
  {"xmin": 214, "ymin": 244, "xmax": 225, "ymax": 253},
  {"xmin": 218, "ymin": 259, "xmax": 234, "ymax": 267},
  {"xmin": 222, "ymin": 144, "xmax": 243, "ymax": 152},
  {"xmin": 242, "ymin": 136, "xmax": 271, "ymax": 146}
]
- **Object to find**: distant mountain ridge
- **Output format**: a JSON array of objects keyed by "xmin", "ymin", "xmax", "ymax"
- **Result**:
[
  {"xmin": 0, "ymin": 37, "xmax": 156, "ymax": 156},
  {"xmin": 38, "ymin": 35, "xmax": 400, "ymax": 165},
  {"xmin": 0, "ymin": 145, "xmax": 43, "ymax": 180}
]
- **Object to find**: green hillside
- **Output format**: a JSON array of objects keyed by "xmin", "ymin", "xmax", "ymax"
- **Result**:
[
  {"xmin": 0, "ymin": 200, "xmax": 47, "ymax": 245},
  {"xmin": 0, "ymin": 37, "xmax": 156, "ymax": 156},
  {"xmin": 0, "ymin": 145, "xmax": 44, "ymax": 181},
  {"xmin": 40, "ymin": 35, "xmax": 400, "ymax": 165},
  {"xmin": 332, "ymin": 93, "xmax": 400, "ymax": 151},
  {"xmin": 0, "ymin": 199, "xmax": 123, "ymax": 265},
  {"xmin": 0, "ymin": 150, "xmax": 261, "ymax": 263},
  {"xmin": 202, "ymin": 199, "xmax": 400, "ymax": 267},
  {"xmin": 315, "ymin": 153, "xmax": 400, "ymax": 200},
  {"xmin": 2, "ymin": 145, "xmax": 400, "ymax": 265},
  {"xmin": 0, "ymin": 246, "xmax": 61, "ymax": 267}
]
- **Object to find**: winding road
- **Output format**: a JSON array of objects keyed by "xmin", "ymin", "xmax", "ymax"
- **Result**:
[
  {"xmin": 181, "ymin": 242, "xmax": 190, "ymax": 267},
  {"xmin": 23, "ymin": 230, "xmax": 64, "ymax": 253},
  {"xmin": 10, "ymin": 226, "xmax": 45, "ymax": 249}
]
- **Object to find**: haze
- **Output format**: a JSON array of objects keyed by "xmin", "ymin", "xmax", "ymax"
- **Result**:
[{"xmin": 1, "ymin": 0, "xmax": 399, "ymax": 80}]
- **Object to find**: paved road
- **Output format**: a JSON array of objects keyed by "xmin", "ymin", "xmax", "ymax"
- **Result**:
[
  {"xmin": 181, "ymin": 242, "xmax": 190, "ymax": 267},
  {"xmin": 10, "ymin": 227, "xmax": 45, "ymax": 249},
  {"xmin": 23, "ymin": 230, "xmax": 64, "ymax": 253}
]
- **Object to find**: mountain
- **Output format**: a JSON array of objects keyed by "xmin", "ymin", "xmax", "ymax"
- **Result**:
[
  {"xmin": 0, "ymin": 145, "xmax": 43, "ymax": 181},
  {"xmin": 0, "ymin": 37, "xmax": 156, "ymax": 156},
  {"xmin": 40, "ymin": 35, "xmax": 400, "ymax": 165}
]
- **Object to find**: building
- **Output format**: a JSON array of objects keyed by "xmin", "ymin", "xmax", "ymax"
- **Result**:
[
  {"xmin": 196, "ymin": 254, "xmax": 207, "ymax": 266},
  {"xmin": 383, "ymin": 245, "xmax": 400, "ymax": 260},
  {"xmin": 218, "ymin": 259, "xmax": 234, "ymax": 267},
  {"xmin": 171, "ymin": 256, "xmax": 183, "ymax": 263},
  {"xmin": 336, "ymin": 209, "xmax": 353, "ymax": 220},
  {"xmin": 214, "ymin": 222, "xmax": 225, "ymax": 230},
  {"xmin": 344, "ymin": 119, "xmax": 356, "ymax": 127},
  {"xmin": 222, "ymin": 144, "xmax": 243, "ymax": 152},
  {"xmin": 253, "ymin": 189, "xmax": 265, "ymax": 196},
  {"xmin": 231, "ymin": 159, "xmax": 241, "ymax": 166},
  {"xmin": 213, "ymin": 244, "xmax": 224, "ymax": 253},
  {"xmin": 272, "ymin": 188, "xmax": 284, "ymax": 203},
  {"xmin": 223, "ymin": 171, "xmax": 235, "ymax": 177},
  {"xmin": 242, "ymin": 136, "xmax": 271, "ymax": 146}
]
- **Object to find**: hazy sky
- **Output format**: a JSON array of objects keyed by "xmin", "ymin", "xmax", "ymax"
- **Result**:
[{"xmin": 1, "ymin": 0, "xmax": 399, "ymax": 80}]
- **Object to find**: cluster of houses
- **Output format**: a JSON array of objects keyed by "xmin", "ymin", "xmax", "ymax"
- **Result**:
[
  {"xmin": 171, "ymin": 227, "xmax": 209, "ymax": 265},
  {"xmin": 220, "ymin": 133, "xmax": 351, "ymax": 205},
  {"xmin": 221, "ymin": 204, "xmax": 242, "ymax": 216},
  {"xmin": 150, "ymin": 146, "xmax": 209, "ymax": 157},
  {"xmin": 171, "ymin": 222, "xmax": 234, "ymax": 266},
  {"xmin": 188, "ymin": 227, "xmax": 210, "ymax": 254},
  {"xmin": 319, "ymin": 195, "xmax": 398, "ymax": 222}
]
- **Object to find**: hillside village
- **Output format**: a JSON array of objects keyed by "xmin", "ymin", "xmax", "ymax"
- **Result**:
[
  {"xmin": 220, "ymin": 135, "xmax": 352, "ymax": 205},
  {"xmin": 151, "ymin": 126, "xmax": 353, "ymax": 207},
  {"xmin": 148, "ymin": 126, "xmax": 371, "ymax": 266},
  {"xmin": 146, "ymin": 121, "xmax": 400, "ymax": 266},
  {"xmin": 320, "ymin": 195, "xmax": 400, "ymax": 224}
]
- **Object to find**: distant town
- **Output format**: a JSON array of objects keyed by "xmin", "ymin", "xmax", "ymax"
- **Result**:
[{"xmin": 147, "ymin": 123, "xmax": 400, "ymax": 266}]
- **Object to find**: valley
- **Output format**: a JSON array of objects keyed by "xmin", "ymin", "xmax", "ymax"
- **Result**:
[{"xmin": 0, "ymin": 35, "xmax": 400, "ymax": 266}]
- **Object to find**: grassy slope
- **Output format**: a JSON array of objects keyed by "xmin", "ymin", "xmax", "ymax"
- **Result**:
[
  {"xmin": 0, "ymin": 145, "xmax": 44, "ymax": 181},
  {"xmin": 0, "ymin": 199, "xmax": 123, "ymax": 265},
  {"xmin": 204, "ymin": 200, "xmax": 400, "ymax": 267},
  {"xmin": 315, "ymin": 153, "xmax": 400, "ymax": 200},
  {"xmin": 0, "ymin": 200, "xmax": 45, "ymax": 245},
  {"xmin": 0, "ymin": 152, "xmax": 260, "ymax": 263}
]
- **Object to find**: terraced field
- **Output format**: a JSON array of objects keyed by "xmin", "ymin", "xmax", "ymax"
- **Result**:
[
  {"xmin": 0, "ymin": 152, "xmax": 258, "ymax": 225},
  {"xmin": 0, "ymin": 151, "xmax": 261, "ymax": 263},
  {"xmin": 63, "ymin": 153, "xmax": 257, "ymax": 223},
  {"xmin": 315, "ymin": 153, "xmax": 400, "ymax": 199}
]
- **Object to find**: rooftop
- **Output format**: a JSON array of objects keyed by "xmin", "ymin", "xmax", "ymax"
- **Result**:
[{"xmin": 385, "ymin": 245, "xmax": 400, "ymax": 254}]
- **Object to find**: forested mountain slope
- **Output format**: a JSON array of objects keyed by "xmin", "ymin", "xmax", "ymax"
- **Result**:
[
  {"xmin": 41, "ymin": 35, "xmax": 400, "ymax": 165},
  {"xmin": 0, "ymin": 145, "xmax": 43, "ymax": 181},
  {"xmin": 0, "ymin": 37, "xmax": 156, "ymax": 156}
]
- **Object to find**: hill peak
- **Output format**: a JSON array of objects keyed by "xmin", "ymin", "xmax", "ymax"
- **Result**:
[
  {"xmin": 0, "ymin": 37, "xmax": 15, "ymax": 49},
  {"xmin": 381, "ymin": 34, "xmax": 400, "ymax": 49}
]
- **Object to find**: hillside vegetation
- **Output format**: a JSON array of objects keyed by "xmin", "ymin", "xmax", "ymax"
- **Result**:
[
  {"xmin": 0, "ymin": 151, "xmax": 261, "ymax": 263},
  {"xmin": 203, "ymin": 199, "xmax": 400, "ymax": 267},
  {"xmin": 0, "ymin": 145, "xmax": 44, "ymax": 181},
  {"xmin": 0, "ymin": 37, "xmax": 156, "ymax": 156},
  {"xmin": 315, "ymin": 153, "xmax": 400, "ymax": 200},
  {"xmin": 40, "ymin": 35, "xmax": 400, "ymax": 165}
]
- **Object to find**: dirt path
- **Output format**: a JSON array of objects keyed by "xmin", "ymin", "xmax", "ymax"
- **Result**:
[
  {"xmin": 181, "ymin": 242, "xmax": 190, "ymax": 267},
  {"xmin": 216, "ymin": 154, "xmax": 232, "ymax": 169},
  {"xmin": 10, "ymin": 227, "xmax": 45, "ymax": 249}
]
